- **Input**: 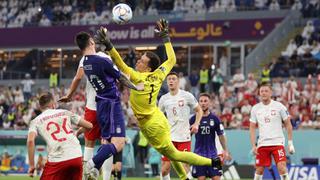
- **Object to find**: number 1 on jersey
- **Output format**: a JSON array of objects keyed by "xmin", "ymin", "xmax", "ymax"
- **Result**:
[{"xmin": 148, "ymin": 84, "xmax": 154, "ymax": 104}]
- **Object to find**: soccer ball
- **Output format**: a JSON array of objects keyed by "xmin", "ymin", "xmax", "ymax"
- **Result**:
[{"xmin": 112, "ymin": 3, "xmax": 132, "ymax": 25}]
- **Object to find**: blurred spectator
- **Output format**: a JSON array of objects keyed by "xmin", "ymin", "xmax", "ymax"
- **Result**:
[
  {"xmin": 199, "ymin": 65, "xmax": 209, "ymax": 93},
  {"xmin": 148, "ymin": 147, "xmax": 161, "ymax": 177},
  {"xmin": 211, "ymin": 67, "xmax": 223, "ymax": 94},
  {"xmin": 21, "ymin": 73, "xmax": 34, "ymax": 101},
  {"xmin": 49, "ymin": 72, "xmax": 58, "ymax": 88},
  {"xmin": 178, "ymin": 72, "xmax": 187, "ymax": 90},
  {"xmin": 189, "ymin": 69, "xmax": 200, "ymax": 98},
  {"xmin": 231, "ymin": 68, "xmax": 245, "ymax": 91},
  {"xmin": 291, "ymin": 0, "xmax": 302, "ymax": 10},
  {"xmin": 269, "ymin": 0, "xmax": 280, "ymax": 11}
]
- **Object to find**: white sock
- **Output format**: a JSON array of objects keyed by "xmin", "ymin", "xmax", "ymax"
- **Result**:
[
  {"xmin": 83, "ymin": 147, "xmax": 94, "ymax": 162},
  {"xmin": 254, "ymin": 173, "xmax": 263, "ymax": 180},
  {"xmin": 102, "ymin": 156, "xmax": 113, "ymax": 180},
  {"xmin": 187, "ymin": 171, "xmax": 193, "ymax": 179},
  {"xmin": 280, "ymin": 173, "xmax": 289, "ymax": 180},
  {"xmin": 88, "ymin": 159, "xmax": 95, "ymax": 169},
  {"xmin": 163, "ymin": 174, "xmax": 170, "ymax": 180}
]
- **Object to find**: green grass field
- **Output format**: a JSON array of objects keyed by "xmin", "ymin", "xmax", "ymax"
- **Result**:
[
  {"xmin": 0, "ymin": 177, "xmax": 170, "ymax": 180},
  {"xmin": 0, "ymin": 176, "xmax": 251, "ymax": 180}
]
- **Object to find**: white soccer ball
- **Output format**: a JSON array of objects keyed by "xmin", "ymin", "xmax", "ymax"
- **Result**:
[{"xmin": 112, "ymin": 3, "xmax": 132, "ymax": 25}]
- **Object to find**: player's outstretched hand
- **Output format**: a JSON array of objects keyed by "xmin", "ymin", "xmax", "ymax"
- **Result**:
[
  {"xmin": 75, "ymin": 127, "xmax": 84, "ymax": 137},
  {"xmin": 135, "ymin": 82, "xmax": 145, "ymax": 91},
  {"xmin": 154, "ymin": 18, "xmax": 170, "ymax": 43},
  {"xmin": 58, "ymin": 95, "xmax": 72, "ymax": 103},
  {"xmin": 94, "ymin": 26, "xmax": 113, "ymax": 51},
  {"xmin": 252, "ymin": 146, "xmax": 258, "ymax": 155},
  {"xmin": 190, "ymin": 123, "xmax": 199, "ymax": 134},
  {"xmin": 28, "ymin": 166, "xmax": 35, "ymax": 177},
  {"xmin": 223, "ymin": 150, "xmax": 232, "ymax": 161}
]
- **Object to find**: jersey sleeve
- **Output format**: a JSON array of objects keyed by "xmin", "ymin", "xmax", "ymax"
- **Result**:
[
  {"xmin": 249, "ymin": 106, "xmax": 257, "ymax": 123},
  {"xmin": 67, "ymin": 111, "xmax": 81, "ymax": 125},
  {"xmin": 78, "ymin": 57, "xmax": 84, "ymax": 68},
  {"xmin": 186, "ymin": 92, "xmax": 198, "ymax": 110},
  {"xmin": 158, "ymin": 95, "xmax": 165, "ymax": 112},
  {"xmin": 279, "ymin": 103, "xmax": 290, "ymax": 121},
  {"xmin": 214, "ymin": 115, "xmax": 225, "ymax": 136},
  {"xmin": 108, "ymin": 48, "xmax": 140, "ymax": 83},
  {"xmin": 28, "ymin": 119, "xmax": 38, "ymax": 135},
  {"xmin": 102, "ymin": 57, "xmax": 121, "ymax": 79},
  {"xmin": 154, "ymin": 42, "xmax": 176, "ymax": 80},
  {"xmin": 189, "ymin": 115, "xmax": 196, "ymax": 126}
]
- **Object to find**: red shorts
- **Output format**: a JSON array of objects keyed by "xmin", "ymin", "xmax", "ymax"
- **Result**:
[
  {"xmin": 84, "ymin": 107, "xmax": 101, "ymax": 141},
  {"xmin": 256, "ymin": 146, "xmax": 287, "ymax": 167},
  {"xmin": 41, "ymin": 157, "xmax": 82, "ymax": 180},
  {"xmin": 162, "ymin": 141, "xmax": 191, "ymax": 161}
]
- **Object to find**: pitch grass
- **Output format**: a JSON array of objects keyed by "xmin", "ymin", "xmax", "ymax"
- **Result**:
[
  {"xmin": 0, "ymin": 176, "xmax": 251, "ymax": 180},
  {"xmin": 0, "ymin": 176, "xmax": 170, "ymax": 180}
]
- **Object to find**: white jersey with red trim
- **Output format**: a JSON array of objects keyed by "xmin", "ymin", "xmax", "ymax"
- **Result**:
[
  {"xmin": 78, "ymin": 51, "xmax": 112, "ymax": 111},
  {"xmin": 250, "ymin": 100, "xmax": 290, "ymax": 147},
  {"xmin": 28, "ymin": 109, "xmax": 82, "ymax": 162},
  {"xmin": 158, "ymin": 89, "xmax": 198, "ymax": 142}
]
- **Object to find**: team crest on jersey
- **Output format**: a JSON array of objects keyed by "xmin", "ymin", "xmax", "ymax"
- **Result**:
[
  {"xmin": 271, "ymin": 110, "xmax": 276, "ymax": 116},
  {"xmin": 159, "ymin": 66, "xmax": 166, "ymax": 72},
  {"xmin": 210, "ymin": 119, "xmax": 214, "ymax": 126},
  {"xmin": 116, "ymin": 127, "xmax": 121, "ymax": 133},
  {"xmin": 178, "ymin": 100, "xmax": 184, "ymax": 107}
]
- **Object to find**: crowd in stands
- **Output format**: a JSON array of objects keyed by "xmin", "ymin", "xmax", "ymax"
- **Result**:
[
  {"xmin": 0, "ymin": 0, "xmax": 319, "ymax": 28},
  {"xmin": 274, "ymin": 19, "xmax": 320, "ymax": 77},
  {"xmin": 1, "ymin": 69, "xmax": 320, "ymax": 131}
]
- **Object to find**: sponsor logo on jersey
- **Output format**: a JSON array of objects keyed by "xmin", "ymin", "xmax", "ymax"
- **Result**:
[
  {"xmin": 178, "ymin": 100, "xmax": 184, "ymax": 107},
  {"xmin": 210, "ymin": 119, "xmax": 214, "ymax": 126}
]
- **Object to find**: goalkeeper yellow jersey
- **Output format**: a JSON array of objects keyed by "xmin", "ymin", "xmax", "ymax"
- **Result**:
[{"xmin": 109, "ymin": 42, "xmax": 176, "ymax": 117}]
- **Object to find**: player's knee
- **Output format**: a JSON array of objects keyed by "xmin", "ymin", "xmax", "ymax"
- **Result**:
[
  {"xmin": 161, "ymin": 164, "xmax": 170, "ymax": 175},
  {"xmin": 255, "ymin": 166, "xmax": 264, "ymax": 175},
  {"xmin": 277, "ymin": 164, "xmax": 287, "ymax": 174},
  {"xmin": 111, "ymin": 137, "xmax": 125, "ymax": 152},
  {"xmin": 85, "ymin": 140, "xmax": 96, "ymax": 147}
]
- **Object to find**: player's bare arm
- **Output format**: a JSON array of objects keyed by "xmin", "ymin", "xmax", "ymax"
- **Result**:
[
  {"xmin": 75, "ymin": 118, "xmax": 93, "ymax": 137},
  {"xmin": 190, "ymin": 105, "xmax": 203, "ymax": 134},
  {"xmin": 284, "ymin": 117, "xmax": 295, "ymax": 154},
  {"xmin": 119, "ymin": 72, "xmax": 144, "ymax": 91},
  {"xmin": 27, "ymin": 131, "xmax": 37, "ymax": 177},
  {"xmin": 249, "ymin": 121, "xmax": 258, "ymax": 155},
  {"xmin": 58, "ymin": 67, "xmax": 84, "ymax": 103},
  {"xmin": 218, "ymin": 134, "xmax": 231, "ymax": 160}
]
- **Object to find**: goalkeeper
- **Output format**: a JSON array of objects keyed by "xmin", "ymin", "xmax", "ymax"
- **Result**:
[{"xmin": 94, "ymin": 19, "xmax": 221, "ymax": 180}]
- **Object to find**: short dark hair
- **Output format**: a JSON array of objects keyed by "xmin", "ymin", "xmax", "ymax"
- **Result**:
[
  {"xmin": 199, "ymin": 93, "xmax": 211, "ymax": 99},
  {"xmin": 145, "ymin": 51, "xmax": 160, "ymax": 72},
  {"xmin": 259, "ymin": 82, "xmax": 272, "ymax": 90},
  {"xmin": 75, "ymin": 32, "xmax": 91, "ymax": 51},
  {"xmin": 167, "ymin": 72, "xmax": 179, "ymax": 78},
  {"xmin": 39, "ymin": 92, "xmax": 54, "ymax": 108}
]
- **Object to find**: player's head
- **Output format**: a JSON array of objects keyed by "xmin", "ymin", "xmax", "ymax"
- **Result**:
[
  {"xmin": 166, "ymin": 72, "xmax": 179, "ymax": 91},
  {"xmin": 135, "ymin": 51, "xmax": 160, "ymax": 72},
  {"xmin": 259, "ymin": 82, "xmax": 272, "ymax": 102},
  {"xmin": 199, "ymin": 93, "xmax": 211, "ymax": 112},
  {"xmin": 75, "ymin": 31, "xmax": 95, "ymax": 51},
  {"xmin": 39, "ymin": 92, "xmax": 56, "ymax": 110}
]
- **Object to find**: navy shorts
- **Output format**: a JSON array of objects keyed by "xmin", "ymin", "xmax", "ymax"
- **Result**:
[
  {"xmin": 192, "ymin": 164, "xmax": 222, "ymax": 178},
  {"xmin": 96, "ymin": 99, "xmax": 126, "ymax": 140}
]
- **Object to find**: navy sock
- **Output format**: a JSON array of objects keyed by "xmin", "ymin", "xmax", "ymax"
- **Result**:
[{"xmin": 92, "ymin": 144, "xmax": 117, "ymax": 169}]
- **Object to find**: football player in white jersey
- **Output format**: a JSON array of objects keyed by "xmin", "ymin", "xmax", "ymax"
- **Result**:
[
  {"xmin": 59, "ymin": 51, "xmax": 114, "ymax": 180},
  {"xmin": 158, "ymin": 72, "xmax": 203, "ymax": 180},
  {"xmin": 249, "ymin": 82, "xmax": 295, "ymax": 180},
  {"xmin": 27, "ymin": 92, "xmax": 92, "ymax": 180}
]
